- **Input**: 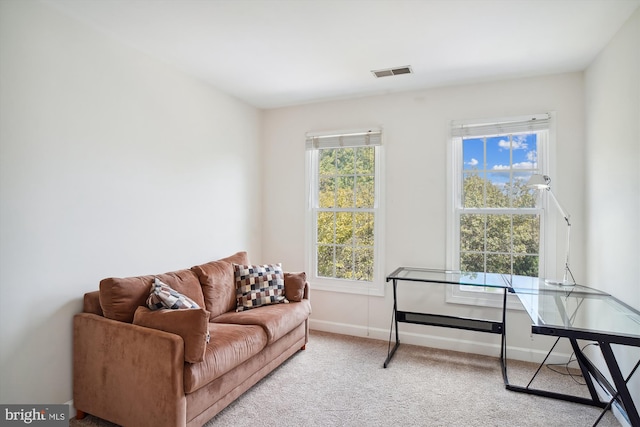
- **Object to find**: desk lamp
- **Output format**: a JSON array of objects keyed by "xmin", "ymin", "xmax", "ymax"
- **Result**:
[{"xmin": 527, "ymin": 174, "xmax": 576, "ymax": 286}]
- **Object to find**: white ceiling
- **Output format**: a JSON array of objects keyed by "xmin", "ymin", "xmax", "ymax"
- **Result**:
[{"xmin": 44, "ymin": 0, "xmax": 639, "ymax": 109}]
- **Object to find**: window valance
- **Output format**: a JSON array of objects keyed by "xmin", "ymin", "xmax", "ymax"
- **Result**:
[
  {"xmin": 305, "ymin": 129, "xmax": 382, "ymax": 150},
  {"xmin": 451, "ymin": 114, "xmax": 550, "ymax": 138}
]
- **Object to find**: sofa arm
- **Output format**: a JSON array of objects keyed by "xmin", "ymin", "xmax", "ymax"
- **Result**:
[{"xmin": 73, "ymin": 313, "xmax": 186, "ymax": 427}]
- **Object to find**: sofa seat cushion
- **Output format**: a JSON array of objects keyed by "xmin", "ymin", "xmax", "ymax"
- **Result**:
[
  {"xmin": 183, "ymin": 323, "xmax": 267, "ymax": 394},
  {"xmin": 100, "ymin": 269, "xmax": 205, "ymax": 323},
  {"xmin": 211, "ymin": 299, "xmax": 311, "ymax": 344}
]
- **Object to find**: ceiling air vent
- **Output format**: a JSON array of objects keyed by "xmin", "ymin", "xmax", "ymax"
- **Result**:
[{"xmin": 371, "ymin": 66, "xmax": 412, "ymax": 78}]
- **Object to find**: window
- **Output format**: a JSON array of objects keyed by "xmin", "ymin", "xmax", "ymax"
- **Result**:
[
  {"xmin": 305, "ymin": 129, "xmax": 384, "ymax": 296},
  {"xmin": 447, "ymin": 114, "xmax": 554, "ymax": 307}
]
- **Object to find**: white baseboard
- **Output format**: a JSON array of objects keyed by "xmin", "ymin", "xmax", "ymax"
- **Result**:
[
  {"xmin": 309, "ymin": 319, "xmax": 572, "ymax": 365},
  {"xmin": 65, "ymin": 400, "xmax": 76, "ymax": 419}
]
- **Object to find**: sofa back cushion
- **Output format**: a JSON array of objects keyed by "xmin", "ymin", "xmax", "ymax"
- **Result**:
[
  {"xmin": 100, "ymin": 269, "xmax": 205, "ymax": 323},
  {"xmin": 191, "ymin": 251, "xmax": 248, "ymax": 320}
]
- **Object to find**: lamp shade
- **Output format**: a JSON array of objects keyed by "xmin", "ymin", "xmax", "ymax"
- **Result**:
[{"xmin": 527, "ymin": 174, "xmax": 551, "ymax": 190}]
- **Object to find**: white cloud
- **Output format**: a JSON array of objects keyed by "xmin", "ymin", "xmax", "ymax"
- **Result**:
[
  {"xmin": 514, "ymin": 161, "xmax": 536, "ymax": 169},
  {"xmin": 466, "ymin": 158, "xmax": 479, "ymax": 166},
  {"xmin": 498, "ymin": 136, "xmax": 528, "ymax": 150},
  {"xmin": 492, "ymin": 161, "xmax": 536, "ymax": 170}
]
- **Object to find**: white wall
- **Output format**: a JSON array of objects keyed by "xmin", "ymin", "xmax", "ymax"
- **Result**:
[
  {"xmin": 585, "ymin": 8, "xmax": 640, "ymax": 310},
  {"xmin": 584, "ymin": 6, "xmax": 640, "ymax": 411},
  {"xmin": 0, "ymin": 1, "xmax": 262, "ymax": 405},
  {"xmin": 263, "ymin": 73, "xmax": 586, "ymax": 361}
]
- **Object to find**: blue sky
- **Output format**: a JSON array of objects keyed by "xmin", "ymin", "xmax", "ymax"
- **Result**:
[
  {"xmin": 463, "ymin": 133, "xmax": 538, "ymax": 171},
  {"xmin": 463, "ymin": 133, "xmax": 538, "ymax": 189}
]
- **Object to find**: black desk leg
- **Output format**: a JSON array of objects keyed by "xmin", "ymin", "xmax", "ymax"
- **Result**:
[
  {"xmin": 570, "ymin": 339, "xmax": 602, "ymax": 403},
  {"xmin": 500, "ymin": 287, "xmax": 508, "ymax": 384},
  {"xmin": 384, "ymin": 279, "xmax": 400, "ymax": 368},
  {"xmin": 592, "ymin": 359, "xmax": 640, "ymax": 427},
  {"xmin": 598, "ymin": 342, "xmax": 640, "ymax": 427}
]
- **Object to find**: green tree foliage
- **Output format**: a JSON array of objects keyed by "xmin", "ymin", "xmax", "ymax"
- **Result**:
[
  {"xmin": 317, "ymin": 147, "xmax": 375, "ymax": 281},
  {"xmin": 461, "ymin": 172, "xmax": 540, "ymax": 276}
]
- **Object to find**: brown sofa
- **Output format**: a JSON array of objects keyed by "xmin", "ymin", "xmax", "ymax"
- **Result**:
[{"xmin": 73, "ymin": 251, "xmax": 311, "ymax": 427}]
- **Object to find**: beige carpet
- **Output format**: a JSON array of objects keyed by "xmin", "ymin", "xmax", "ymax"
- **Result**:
[{"xmin": 71, "ymin": 330, "xmax": 620, "ymax": 427}]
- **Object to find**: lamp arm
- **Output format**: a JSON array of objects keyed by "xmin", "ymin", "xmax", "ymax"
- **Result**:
[
  {"xmin": 546, "ymin": 189, "xmax": 571, "ymax": 226},
  {"xmin": 546, "ymin": 188, "xmax": 575, "ymax": 284}
]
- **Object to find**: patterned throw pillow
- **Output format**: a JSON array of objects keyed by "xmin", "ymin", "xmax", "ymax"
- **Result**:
[
  {"xmin": 147, "ymin": 277, "xmax": 200, "ymax": 310},
  {"xmin": 234, "ymin": 263, "xmax": 288, "ymax": 311}
]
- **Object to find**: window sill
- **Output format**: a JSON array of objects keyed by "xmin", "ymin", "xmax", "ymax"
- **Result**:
[{"xmin": 309, "ymin": 277, "xmax": 385, "ymax": 297}]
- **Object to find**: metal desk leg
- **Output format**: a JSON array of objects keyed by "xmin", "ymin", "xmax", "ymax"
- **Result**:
[
  {"xmin": 500, "ymin": 287, "xmax": 508, "ymax": 384},
  {"xmin": 505, "ymin": 337, "xmax": 608, "ymax": 408},
  {"xmin": 570, "ymin": 339, "xmax": 602, "ymax": 403},
  {"xmin": 383, "ymin": 278, "xmax": 400, "ymax": 368},
  {"xmin": 592, "ymin": 359, "xmax": 640, "ymax": 427},
  {"xmin": 598, "ymin": 342, "xmax": 640, "ymax": 427}
]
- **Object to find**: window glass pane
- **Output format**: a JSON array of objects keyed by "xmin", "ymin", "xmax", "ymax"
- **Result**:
[
  {"xmin": 512, "ymin": 134, "xmax": 537, "ymax": 169},
  {"xmin": 318, "ymin": 177, "xmax": 335, "ymax": 208},
  {"xmin": 335, "ymin": 212, "xmax": 353, "ymax": 244},
  {"xmin": 463, "ymin": 172, "xmax": 485, "ymax": 208},
  {"xmin": 335, "ymin": 148, "xmax": 355, "ymax": 174},
  {"xmin": 355, "ymin": 175, "xmax": 374, "ymax": 208},
  {"xmin": 485, "ymin": 172, "xmax": 510, "ymax": 208},
  {"xmin": 355, "ymin": 247, "xmax": 374, "ymax": 281},
  {"xmin": 486, "ymin": 135, "xmax": 511, "ymax": 171},
  {"xmin": 462, "ymin": 138, "xmax": 483, "ymax": 171},
  {"xmin": 336, "ymin": 176, "xmax": 354, "ymax": 208},
  {"xmin": 461, "ymin": 252, "xmax": 484, "ymax": 273},
  {"xmin": 317, "ymin": 212, "xmax": 334, "ymax": 244},
  {"xmin": 354, "ymin": 212, "xmax": 374, "ymax": 246},
  {"xmin": 335, "ymin": 246, "xmax": 354, "ymax": 279},
  {"xmin": 513, "ymin": 254, "xmax": 539, "ymax": 276},
  {"xmin": 486, "ymin": 253, "xmax": 511, "ymax": 274},
  {"xmin": 355, "ymin": 147, "xmax": 374, "ymax": 174},
  {"xmin": 512, "ymin": 172, "xmax": 537, "ymax": 208},
  {"xmin": 319, "ymin": 149, "xmax": 336, "ymax": 175},
  {"xmin": 513, "ymin": 214, "xmax": 540, "ymax": 254},
  {"xmin": 317, "ymin": 245, "xmax": 334, "ymax": 277},
  {"xmin": 460, "ymin": 214, "xmax": 485, "ymax": 252},
  {"xmin": 486, "ymin": 214, "xmax": 511, "ymax": 253}
]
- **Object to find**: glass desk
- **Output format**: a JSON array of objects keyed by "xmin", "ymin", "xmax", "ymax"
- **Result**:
[
  {"xmin": 385, "ymin": 268, "xmax": 640, "ymax": 426},
  {"xmin": 384, "ymin": 267, "xmax": 511, "ymax": 380},
  {"xmin": 508, "ymin": 275, "xmax": 640, "ymax": 426}
]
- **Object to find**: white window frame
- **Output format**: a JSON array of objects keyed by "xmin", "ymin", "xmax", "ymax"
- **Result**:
[
  {"xmin": 305, "ymin": 128, "xmax": 385, "ymax": 296},
  {"xmin": 445, "ymin": 113, "xmax": 557, "ymax": 309}
]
